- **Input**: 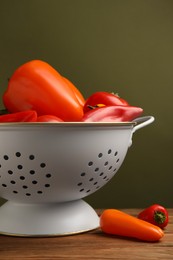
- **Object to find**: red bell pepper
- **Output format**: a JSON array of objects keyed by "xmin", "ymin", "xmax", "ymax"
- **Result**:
[
  {"xmin": 62, "ymin": 76, "xmax": 85, "ymax": 107},
  {"xmin": 82, "ymin": 105, "xmax": 143, "ymax": 122},
  {"xmin": 0, "ymin": 110, "xmax": 37, "ymax": 122},
  {"xmin": 83, "ymin": 91, "xmax": 129, "ymax": 113},
  {"xmin": 3, "ymin": 60, "xmax": 85, "ymax": 122},
  {"xmin": 138, "ymin": 204, "xmax": 169, "ymax": 229}
]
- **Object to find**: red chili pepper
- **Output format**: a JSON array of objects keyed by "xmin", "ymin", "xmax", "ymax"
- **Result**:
[
  {"xmin": 37, "ymin": 115, "xmax": 64, "ymax": 122},
  {"xmin": 138, "ymin": 204, "xmax": 169, "ymax": 229},
  {"xmin": 83, "ymin": 91, "xmax": 129, "ymax": 113},
  {"xmin": 82, "ymin": 105, "xmax": 143, "ymax": 122},
  {"xmin": 0, "ymin": 110, "xmax": 37, "ymax": 122},
  {"xmin": 3, "ymin": 60, "xmax": 85, "ymax": 122}
]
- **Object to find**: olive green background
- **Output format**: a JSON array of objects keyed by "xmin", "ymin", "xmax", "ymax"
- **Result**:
[{"xmin": 0, "ymin": 0, "xmax": 173, "ymax": 208}]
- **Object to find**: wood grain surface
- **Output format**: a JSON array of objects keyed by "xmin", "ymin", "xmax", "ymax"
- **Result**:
[{"xmin": 0, "ymin": 208, "xmax": 172, "ymax": 259}]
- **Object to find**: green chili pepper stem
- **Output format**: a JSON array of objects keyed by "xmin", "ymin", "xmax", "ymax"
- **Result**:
[{"xmin": 154, "ymin": 210, "xmax": 166, "ymax": 224}]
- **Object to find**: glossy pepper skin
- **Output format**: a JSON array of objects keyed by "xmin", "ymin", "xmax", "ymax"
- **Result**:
[
  {"xmin": 138, "ymin": 204, "xmax": 169, "ymax": 229},
  {"xmin": 3, "ymin": 60, "xmax": 85, "ymax": 122},
  {"xmin": 83, "ymin": 91, "xmax": 129, "ymax": 113},
  {"xmin": 82, "ymin": 105, "xmax": 143, "ymax": 122},
  {"xmin": 100, "ymin": 209, "xmax": 164, "ymax": 242},
  {"xmin": 0, "ymin": 110, "xmax": 37, "ymax": 122},
  {"xmin": 62, "ymin": 76, "xmax": 85, "ymax": 107}
]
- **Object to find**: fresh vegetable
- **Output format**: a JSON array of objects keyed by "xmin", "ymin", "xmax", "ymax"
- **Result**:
[
  {"xmin": 3, "ymin": 60, "xmax": 85, "ymax": 121},
  {"xmin": 37, "ymin": 115, "xmax": 64, "ymax": 122},
  {"xmin": 0, "ymin": 110, "xmax": 37, "ymax": 122},
  {"xmin": 83, "ymin": 91, "xmax": 129, "ymax": 113},
  {"xmin": 138, "ymin": 204, "xmax": 169, "ymax": 229},
  {"xmin": 82, "ymin": 105, "xmax": 143, "ymax": 122},
  {"xmin": 100, "ymin": 209, "xmax": 164, "ymax": 242},
  {"xmin": 62, "ymin": 76, "xmax": 85, "ymax": 107},
  {"xmin": 0, "ymin": 111, "xmax": 64, "ymax": 123}
]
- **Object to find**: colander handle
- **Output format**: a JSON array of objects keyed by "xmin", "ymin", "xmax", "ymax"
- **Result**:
[
  {"xmin": 132, "ymin": 116, "xmax": 155, "ymax": 133},
  {"xmin": 128, "ymin": 116, "xmax": 155, "ymax": 147}
]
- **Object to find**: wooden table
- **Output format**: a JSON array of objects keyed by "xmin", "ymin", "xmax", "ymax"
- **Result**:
[{"xmin": 0, "ymin": 209, "xmax": 173, "ymax": 259}]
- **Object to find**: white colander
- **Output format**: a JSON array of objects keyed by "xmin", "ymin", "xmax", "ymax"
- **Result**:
[{"xmin": 0, "ymin": 116, "xmax": 154, "ymax": 236}]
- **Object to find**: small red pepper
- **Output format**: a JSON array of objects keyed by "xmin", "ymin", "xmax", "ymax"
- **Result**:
[
  {"xmin": 138, "ymin": 204, "xmax": 169, "ymax": 229},
  {"xmin": 0, "ymin": 110, "xmax": 37, "ymax": 123},
  {"xmin": 83, "ymin": 91, "xmax": 129, "ymax": 113},
  {"xmin": 82, "ymin": 105, "xmax": 143, "ymax": 122}
]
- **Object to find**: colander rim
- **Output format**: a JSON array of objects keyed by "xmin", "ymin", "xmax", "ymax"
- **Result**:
[{"xmin": 0, "ymin": 121, "xmax": 137, "ymax": 127}]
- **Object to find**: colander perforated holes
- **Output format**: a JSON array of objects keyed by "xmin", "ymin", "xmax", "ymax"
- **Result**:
[
  {"xmin": 88, "ymin": 161, "xmax": 93, "ymax": 166},
  {"xmin": 29, "ymin": 155, "xmax": 35, "ymax": 160},
  {"xmin": 0, "ymin": 152, "xmax": 52, "ymax": 199},
  {"xmin": 16, "ymin": 152, "xmax": 21, "ymax": 157},
  {"xmin": 17, "ymin": 165, "xmax": 23, "ymax": 170},
  {"xmin": 30, "ymin": 170, "xmax": 35, "ymax": 175},
  {"xmin": 40, "ymin": 163, "xmax": 46, "ymax": 168},
  {"xmin": 77, "ymin": 148, "xmax": 121, "ymax": 194}
]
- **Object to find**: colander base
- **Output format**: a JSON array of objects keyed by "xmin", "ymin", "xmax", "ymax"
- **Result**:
[{"xmin": 0, "ymin": 199, "xmax": 99, "ymax": 237}]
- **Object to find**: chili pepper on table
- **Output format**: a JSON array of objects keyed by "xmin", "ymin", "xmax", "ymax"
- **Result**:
[
  {"xmin": 3, "ymin": 60, "xmax": 85, "ymax": 122},
  {"xmin": 100, "ymin": 209, "xmax": 164, "ymax": 242},
  {"xmin": 138, "ymin": 204, "xmax": 169, "ymax": 229},
  {"xmin": 83, "ymin": 91, "xmax": 129, "ymax": 113},
  {"xmin": 0, "ymin": 110, "xmax": 37, "ymax": 122},
  {"xmin": 82, "ymin": 105, "xmax": 143, "ymax": 122}
]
